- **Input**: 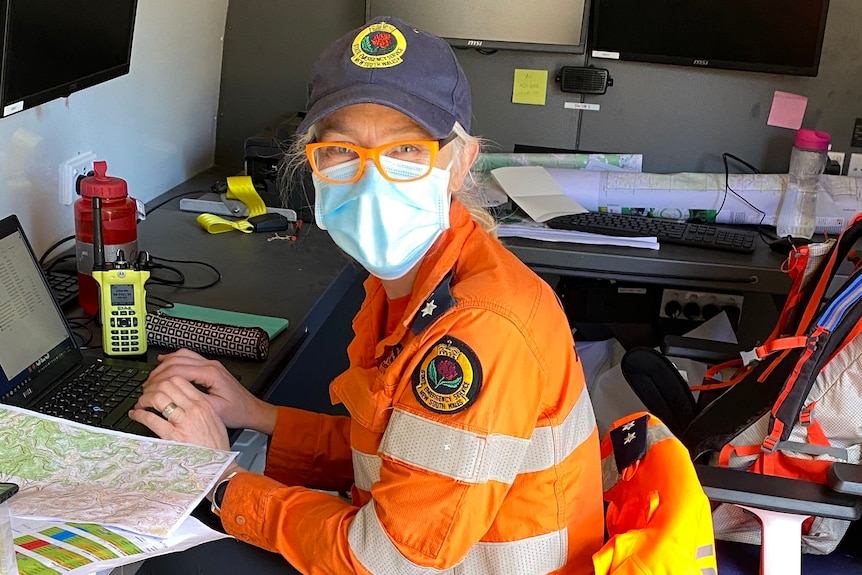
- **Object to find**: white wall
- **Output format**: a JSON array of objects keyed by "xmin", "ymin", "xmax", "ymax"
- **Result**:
[{"xmin": 0, "ymin": 0, "xmax": 229, "ymax": 258}]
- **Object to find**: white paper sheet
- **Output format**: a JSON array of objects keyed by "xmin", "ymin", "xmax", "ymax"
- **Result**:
[
  {"xmin": 10, "ymin": 515, "xmax": 230, "ymax": 575},
  {"xmin": 490, "ymin": 166, "xmax": 588, "ymax": 222},
  {"xmin": 0, "ymin": 405, "xmax": 236, "ymax": 538}
]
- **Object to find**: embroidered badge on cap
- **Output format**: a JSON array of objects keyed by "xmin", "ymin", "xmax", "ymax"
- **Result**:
[
  {"xmin": 413, "ymin": 336, "xmax": 483, "ymax": 414},
  {"xmin": 351, "ymin": 22, "xmax": 406, "ymax": 69}
]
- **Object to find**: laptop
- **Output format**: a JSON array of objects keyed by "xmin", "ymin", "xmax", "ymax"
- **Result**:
[{"xmin": 0, "ymin": 214, "xmax": 153, "ymax": 435}]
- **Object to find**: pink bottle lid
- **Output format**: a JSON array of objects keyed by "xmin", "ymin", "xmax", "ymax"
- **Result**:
[{"xmin": 795, "ymin": 129, "xmax": 830, "ymax": 151}]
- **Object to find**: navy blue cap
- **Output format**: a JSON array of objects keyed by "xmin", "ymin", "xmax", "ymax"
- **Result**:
[{"xmin": 297, "ymin": 16, "xmax": 472, "ymax": 138}]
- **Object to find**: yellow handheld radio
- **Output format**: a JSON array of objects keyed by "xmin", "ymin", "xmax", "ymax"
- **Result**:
[{"xmin": 90, "ymin": 197, "xmax": 150, "ymax": 356}]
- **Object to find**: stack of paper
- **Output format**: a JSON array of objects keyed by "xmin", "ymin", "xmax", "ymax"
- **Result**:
[
  {"xmin": 496, "ymin": 216, "xmax": 659, "ymax": 250},
  {"xmin": 0, "ymin": 405, "xmax": 236, "ymax": 575}
]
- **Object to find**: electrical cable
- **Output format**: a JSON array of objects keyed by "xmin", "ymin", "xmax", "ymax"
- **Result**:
[
  {"xmin": 43, "ymin": 253, "xmax": 76, "ymax": 272},
  {"xmin": 142, "ymin": 256, "xmax": 221, "ymax": 310},
  {"xmin": 718, "ymin": 152, "xmax": 775, "ymax": 247},
  {"xmin": 145, "ymin": 294, "xmax": 175, "ymax": 311},
  {"xmin": 147, "ymin": 255, "xmax": 222, "ymax": 289},
  {"xmin": 39, "ymin": 235, "xmax": 75, "ymax": 267},
  {"xmin": 145, "ymin": 189, "xmax": 211, "ymax": 214},
  {"xmin": 145, "ymin": 262, "xmax": 186, "ymax": 287},
  {"xmin": 65, "ymin": 316, "xmax": 94, "ymax": 348}
]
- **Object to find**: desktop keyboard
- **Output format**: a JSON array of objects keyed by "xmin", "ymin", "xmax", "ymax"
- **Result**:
[
  {"xmin": 545, "ymin": 212, "xmax": 757, "ymax": 253},
  {"xmin": 45, "ymin": 270, "xmax": 80, "ymax": 307}
]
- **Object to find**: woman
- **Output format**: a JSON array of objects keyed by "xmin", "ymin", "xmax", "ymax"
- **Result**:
[{"xmin": 134, "ymin": 16, "xmax": 603, "ymax": 574}]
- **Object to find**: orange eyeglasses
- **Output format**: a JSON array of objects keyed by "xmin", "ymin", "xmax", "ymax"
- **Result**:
[{"xmin": 306, "ymin": 134, "xmax": 456, "ymax": 184}]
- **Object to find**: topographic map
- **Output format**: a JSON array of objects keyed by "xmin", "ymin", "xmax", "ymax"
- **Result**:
[{"xmin": 0, "ymin": 405, "xmax": 235, "ymax": 538}]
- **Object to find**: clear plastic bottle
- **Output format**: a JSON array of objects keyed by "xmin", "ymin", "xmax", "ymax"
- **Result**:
[{"xmin": 776, "ymin": 129, "xmax": 830, "ymax": 240}]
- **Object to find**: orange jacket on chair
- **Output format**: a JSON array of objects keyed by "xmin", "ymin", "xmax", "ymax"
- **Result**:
[
  {"xmin": 594, "ymin": 412, "xmax": 718, "ymax": 575},
  {"xmin": 216, "ymin": 201, "xmax": 605, "ymax": 574}
]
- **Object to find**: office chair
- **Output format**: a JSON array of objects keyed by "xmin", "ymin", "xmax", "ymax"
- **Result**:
[{"xmin": 619, "ymin": 346, "xmax": 862, "ymax": 575}]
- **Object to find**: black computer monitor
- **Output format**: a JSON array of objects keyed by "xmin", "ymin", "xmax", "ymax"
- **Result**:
[
  {"xmin": 366, "ymin": 0, "xmax": 590, "ymax": 54},
  {"xmin": 0, "ymin": 0, "xmax": 138, "ymax": 117},
  {"xmin": 589, "ymin": 0, "xmax": 830, "ymax": 77}
]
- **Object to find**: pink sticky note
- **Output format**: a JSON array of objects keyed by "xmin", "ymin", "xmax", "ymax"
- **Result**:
[{"xmin": 767, "ymin": 91, "xmax": 808, "ymax": 130}]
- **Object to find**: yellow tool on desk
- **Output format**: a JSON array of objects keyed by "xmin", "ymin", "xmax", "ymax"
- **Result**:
[{"xmin": 193, "ymin": 176, "xmax": 296, "ymax": 234}]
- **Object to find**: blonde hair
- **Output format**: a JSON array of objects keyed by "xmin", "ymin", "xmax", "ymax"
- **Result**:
[{"xmin": 279, "ymin": 121, "xmax": 497, "ymax": 237}]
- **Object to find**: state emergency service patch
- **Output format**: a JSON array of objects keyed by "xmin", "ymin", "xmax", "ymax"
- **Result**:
[
  {"xmin": 351, "ymin": 21, "xmax": 406, "ymax": 69},
  {"xmin": 412, "ymin": 336, "xmax": 483, "ymax": 414}
]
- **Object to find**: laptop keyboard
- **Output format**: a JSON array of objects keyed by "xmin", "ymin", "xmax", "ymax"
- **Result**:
[{"xmin": 37, "ymin": 362, "xmax": 151, "ymax": 432}]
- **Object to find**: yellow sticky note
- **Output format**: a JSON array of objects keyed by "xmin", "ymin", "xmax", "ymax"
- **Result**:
[{"xmin": 512, "ymin": 69, "xmax": 548, "ymax": 105}]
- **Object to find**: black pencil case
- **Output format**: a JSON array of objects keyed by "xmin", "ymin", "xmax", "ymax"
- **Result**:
[{"xmin": 146, "ymin": 312, "xmax": 269, "ymax": 360}]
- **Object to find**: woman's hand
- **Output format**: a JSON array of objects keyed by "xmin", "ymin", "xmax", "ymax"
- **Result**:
[
  {"xmin": 141, "ymin": 348, "xmax": 278, "ymax": 434},
  {"xmin": 128, "ymin": 374, "xmax": 232, "ymax": 451}
]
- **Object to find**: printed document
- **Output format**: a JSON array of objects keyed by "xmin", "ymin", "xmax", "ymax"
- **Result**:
[{"xmin": 0, "ymin": 404, "xmax": 237, "ymax": 574}]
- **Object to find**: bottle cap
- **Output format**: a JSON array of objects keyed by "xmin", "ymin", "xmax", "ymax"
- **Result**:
[
  {"xmin": 79, "ymin": 160, "xmax": 129, "ymax": 199},
  {"xmin": 794, "ymin": 129, "xmax": 830, "ymax": 151}
]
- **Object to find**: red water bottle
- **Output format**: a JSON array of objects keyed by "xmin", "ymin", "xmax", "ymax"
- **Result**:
[{"xmin": 74, "ymin": 160, "xmax": 138, "ymax": 316}]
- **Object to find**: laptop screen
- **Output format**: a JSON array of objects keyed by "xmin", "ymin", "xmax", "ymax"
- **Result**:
[{"xmin": 0, "ymin": 215, "xmax": 84, "ymax": 404}]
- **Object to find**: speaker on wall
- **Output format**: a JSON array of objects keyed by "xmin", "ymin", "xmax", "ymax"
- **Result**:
[{"xmin": 556, "ymin": 66, "xmax": 613, "ymax": 95}]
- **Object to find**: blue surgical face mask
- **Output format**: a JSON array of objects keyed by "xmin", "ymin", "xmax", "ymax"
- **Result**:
[{"xmin": 313, "ymin": 156, "xmax": 451, "ymax": 281}]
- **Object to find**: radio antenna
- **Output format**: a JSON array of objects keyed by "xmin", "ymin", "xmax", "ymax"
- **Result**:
[{"xmin": 92, "ymin": 196, "xmax": 108, "ymax": 271}]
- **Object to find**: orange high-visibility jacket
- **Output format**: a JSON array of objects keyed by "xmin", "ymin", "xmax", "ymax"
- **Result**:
[
  {"xmin": 593, "ymin": 412, "xmax": 718, "ymax": 575},
  {"xmin": 218, "ymin": 201, "xmax": 604, "ymax": 574}
]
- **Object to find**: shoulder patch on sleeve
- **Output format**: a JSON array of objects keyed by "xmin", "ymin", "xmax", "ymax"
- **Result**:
[
  {"xmin": 412, "ymin": 335, "xmax": 483, "ymax": 415},
  {"xmin": 609, "ymin": 414, "xmax": 649, "ymax": 471}
]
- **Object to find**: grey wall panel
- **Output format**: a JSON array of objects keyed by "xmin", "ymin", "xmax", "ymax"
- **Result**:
[
  {"xmin": 457, "ymin": 49, "xmax": 589, "ymax": 152},
  {"xmin": 215, "ymin": 0, "xmax": 860, "ymax": 175},
  {"xmin": 215, "ymin": 1, "xmax": 364, "ymax": 169}
]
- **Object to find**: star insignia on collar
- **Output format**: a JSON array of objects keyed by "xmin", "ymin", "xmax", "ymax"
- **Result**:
[
  {"xmin": 622, "ymin": 421, "xmax": 636, "ymax": 431},
  {"xmin": 623, "ymin": 432, "xmax": 636, "ymax": 445},
  {"xmin": 421, "ymin": 300, "xmax": 437, "ymax": 317}
]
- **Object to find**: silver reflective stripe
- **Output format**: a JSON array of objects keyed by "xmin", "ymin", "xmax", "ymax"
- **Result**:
[
  {"xmin": 377, "ymin": 385, "xmax": 595, "ymax": 485},
  {"xmin": 348, "ymin": 504, "xmax": 450, "ymax": 575},
  {"xmin": 380, "ymin": 409, "xmax": 530, "ymax": 483},
  {"xmin": 453, "ymin": 529, "xmax": 567, "ymax": 575},
  {"xmin": 347, "ymin": 503, "xmax": 567, "ymax": 575},
  {"xmin": 701, "ymin": 569, "xmax": 717, "ymax": 575},
  {"xmin": 696, "ymin": 544, "xmax": 714, "ymax": 560},
  {"xmin": 601, "ymin": 453, "xmax": 621, "ymax": 493},
  {"xmin": 519, "ymin": 386, "xmax": 595, "ymax": 474},
  {"xmin": 353, "ymin": 449, "xmax": 382, "ymax": 492}
]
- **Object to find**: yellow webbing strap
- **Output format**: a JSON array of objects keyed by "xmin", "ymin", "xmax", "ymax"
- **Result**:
[{"xmin": 196, "ymin": 176, "xmax": 267, "ymax": 234}]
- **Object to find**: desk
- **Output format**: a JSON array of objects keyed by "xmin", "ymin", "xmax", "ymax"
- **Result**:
[
  {"xmin": 503, "ymin": 236, "xmax": 793, "ymax": 350},
  {"xmin": 133, "ymin": 168, "xmax": 357, "ymax": 409}
]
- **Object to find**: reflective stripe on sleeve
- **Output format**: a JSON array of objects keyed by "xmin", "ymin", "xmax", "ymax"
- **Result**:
[
  {"xmin": 348, "ymin": 502, "xmax": 567, "ymax": 575},
  {"xmin": 353, "ymin": 449, "xmax": 382, "ymax": 492},
  {"xmin": 380, "ymin": 409, "xmax": 531, "ymax": 483},
  {"xmin": 358, "ymin": 386, "xmax": 595, "ymax": 487},
  {"xmin": 519, "ymin": 387, "xmax": 596, "ymax": 474}
]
